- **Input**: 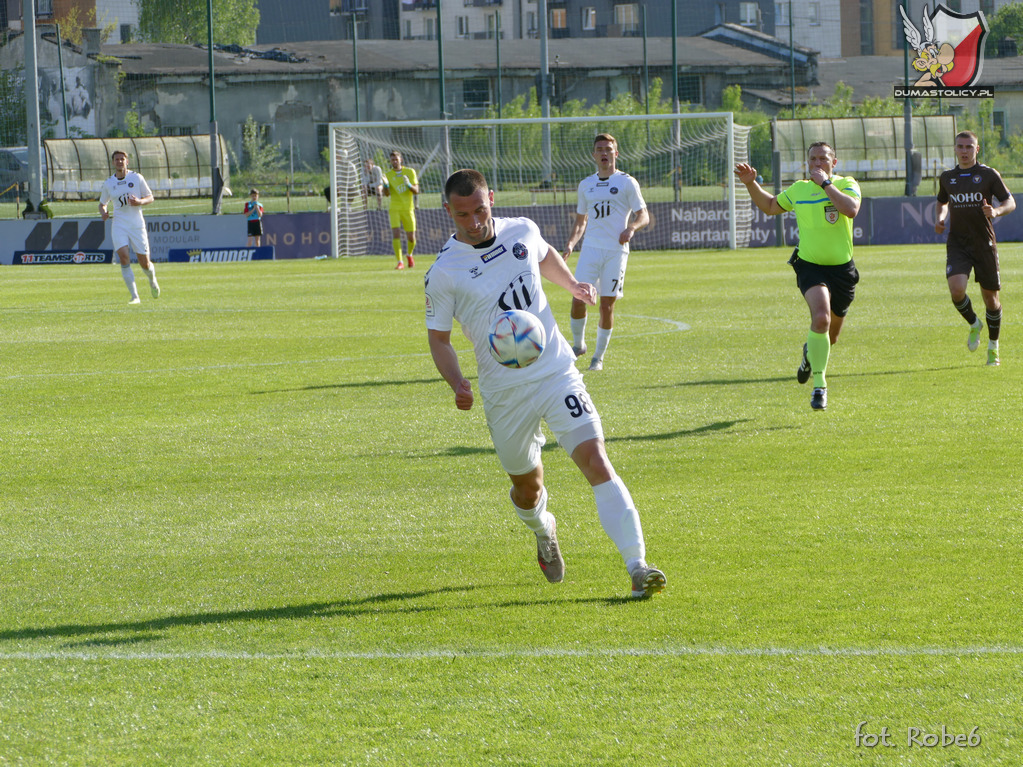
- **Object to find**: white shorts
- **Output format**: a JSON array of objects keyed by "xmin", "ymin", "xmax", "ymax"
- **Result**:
[
  {"xmin": 481, "ymin": 365, "xmax": 603, "ymax": 476},
  {"xmin": 575, "ymin": 244, "xmax": 628, "ymax": 298},
  {"xmin": 111, "ymin": 222, "xmax": 151, "ymax": 258}
]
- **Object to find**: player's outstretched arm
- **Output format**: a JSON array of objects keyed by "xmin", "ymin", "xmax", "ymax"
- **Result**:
[
  {"xmin": 539, "ymin": 246, "xmax": 597, "ymax": 305},
  {"xmin": 428, "ymin": 328, "xmax": 474, "ymax": 411},
  {"xmin": 734, "ymin": 163, "xmax": 784, "ymax": 216}
]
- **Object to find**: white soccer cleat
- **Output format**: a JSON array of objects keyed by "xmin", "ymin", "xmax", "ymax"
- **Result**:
[
  {"xmin": 630, "ymin": 565, "xmax": 666, "ymax": 599},
  {"xmin": 128, "ymin": 296, "xmax": 141, "ymax": 305},
  {"xmin": 535, "ymin": 519, "xmax": 565, "ymax": 583},
  {"xmin": 588, "ymin": 357, "xmax": 603, "ymax": 372},
  {"xmin": 150, "ymin": 279, "xmax": 161, "ymax": 299}
]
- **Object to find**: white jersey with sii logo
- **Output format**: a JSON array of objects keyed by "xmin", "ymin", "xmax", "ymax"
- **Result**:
[
  {"xmin": 425, "ymin": 217, "xmax": 577, "ymax": 395},
  {"xmin": 575, "ymin": 170, "xmax": 646, "ymax": 252},
  {"xmin": 98, "ymin": 171, "xmax": 152, "ymax": 230}
]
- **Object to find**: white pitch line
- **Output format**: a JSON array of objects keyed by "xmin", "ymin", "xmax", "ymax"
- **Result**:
[{"xmin": 2, "ymin": 645, "xmax": 1022, "ymax": 662}]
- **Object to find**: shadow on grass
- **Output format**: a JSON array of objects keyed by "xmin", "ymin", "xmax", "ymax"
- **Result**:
[
  {"xmin": 654, "ymin": 365, "xmax": 965, "ymax": 389},
  {"xmin": 252, "ymin": 377, "xmax": 444, "ymax": 395},
  {"xmin": 430, "ymin": 420, "xmax": 752, "ymax": 458},
  {"xmin": 3, "ymin": 586, "xmax": 649, "ymax": 647},
  {"xmin": 0, "ymin": 587, "xmax": 475, "ymax": 646}
]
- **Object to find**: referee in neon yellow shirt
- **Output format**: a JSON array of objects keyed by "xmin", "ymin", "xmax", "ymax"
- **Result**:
[
  {"xmin": 384, "ymin": 150, "xmax": 420, "ymax": 270},
  {"xmin": 735, "ymin": 141, "xmax": 861, "ymax": 411}
]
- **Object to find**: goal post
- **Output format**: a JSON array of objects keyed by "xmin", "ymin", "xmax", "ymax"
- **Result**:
[{"xmin": 329, "ymin": 112, "xmax": 752, "ymax": 258}]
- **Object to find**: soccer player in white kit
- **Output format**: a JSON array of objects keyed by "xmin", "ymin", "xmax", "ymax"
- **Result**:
[
  {"xmin": 425, "ymin": 168, "xmax": 665, "ymax": 599},
  {"xmin": 563, "ymin": 134, "xmax": 649, "ymax": 371},
  {"xmin": 98, "ymin": 149, "xmax": 160, "ymax": 304}
]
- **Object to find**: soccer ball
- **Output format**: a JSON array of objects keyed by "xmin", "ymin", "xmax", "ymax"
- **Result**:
[{"xmin": 488, "ymin": 310, "xmax": 546, "ymax": 368}]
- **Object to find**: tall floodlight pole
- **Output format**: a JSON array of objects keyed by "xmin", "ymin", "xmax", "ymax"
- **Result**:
[
  {"xmin": 23, "ymin": 0, "xmax": 42, "ymax": 209},
  {"xmin": 496, "ymin": 12, "xmax": 502, "ymax": 119},
  {"xmin": 789, "ymin": 2, "xmax": 796, "ymax": 118},
  {"xmin": 207, "ymin": 0, "xmax": 222, "ymax": 213},
  {"xmin": 902, "ymin": 0, "xmax": 914, "ymax": 195},
  {"xmin": 55, "ymin": 24, "xmax": 69, "ymax": 137},
  {"xmin": 671, "ymin": 0, "xmax": 678, "ymax": 113},
  {"xmin": 539, "ymin": 0, "xmax": 552, "ymax": 184},
  {"xmin": 352, "ymin": 14, "xmax": 361, "ymax": 122},
  {"xmin": 437, "ymin": 0, "xmax": 446, "ymax": 119}
]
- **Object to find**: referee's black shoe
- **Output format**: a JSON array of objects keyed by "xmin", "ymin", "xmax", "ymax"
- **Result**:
[{"xmin": 796, "ymin": 343, "xmax": 811, "ymax": 384}]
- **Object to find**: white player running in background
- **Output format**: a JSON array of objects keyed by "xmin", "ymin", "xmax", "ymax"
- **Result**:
[
  {"xmin": 98, "ymin": 149, "xmax": 160, "ymax": 304},
  {"xmin": 562, "ymin": 133, "xmax": 649, "ymax": 371}
]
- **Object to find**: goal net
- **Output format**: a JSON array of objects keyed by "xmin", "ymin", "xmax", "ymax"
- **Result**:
[{"xmin": 329, "ymin": 113, "xmax": 752, "ymax": 258}]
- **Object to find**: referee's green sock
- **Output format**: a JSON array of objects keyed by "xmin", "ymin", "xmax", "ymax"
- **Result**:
[{"xmin": 807, "ymin": 330, "xmax": 830, "ymax": 389}]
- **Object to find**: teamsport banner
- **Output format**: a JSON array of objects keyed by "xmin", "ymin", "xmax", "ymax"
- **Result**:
[
  {"xmin": 168, "ymin": 246, "xmax": 276, "ymax": 263},
  {"xmin": 13, "ymin": 250, "xmax": 113, "ymax": 265}
]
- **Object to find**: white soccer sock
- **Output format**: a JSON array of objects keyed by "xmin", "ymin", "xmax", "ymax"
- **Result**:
[
  {"xmin": 592, "ymin": 473, "xmax": 644, "ymax": 565},
  {"xmin": 570, "ymin": 317, "xmax": 587, "ymax": 349},
  {"xmin": 142, "ymin": 263, "xmax": 157, "ymax": 284},
  {"xmin": 511, "ymin": 486, "xmax": 555, "ymax": 537},
  {"xmin": 594, "ymin": 326, "xmax": 613, "ymax": 360},
  {"xmin": 121, "ymin": 265, "xmax": 139, "ymax": 299}
]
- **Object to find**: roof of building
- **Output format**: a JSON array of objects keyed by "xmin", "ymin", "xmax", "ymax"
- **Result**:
[{"xmin": 104, "ymin": 36, "xmax": 793, "ymax": 77}]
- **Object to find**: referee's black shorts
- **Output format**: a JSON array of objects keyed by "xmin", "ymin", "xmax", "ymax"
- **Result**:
[{"xmin": 788, "ymin": 249, "xmax": 860, "ymax": 317}]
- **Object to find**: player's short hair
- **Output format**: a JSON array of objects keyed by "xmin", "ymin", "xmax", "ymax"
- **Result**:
[
  {"xmin": 250, "ymin": 188, "xmax": 259, "ymax": 195},
  {"xmin": 593, "ymin": 133, "xmax": 618, "ymax": 151},
  {"xmin": 956, "ymin": 130, "xmax": 978, "ymax": 144},
  {"xmin": 444, "ymin": 169, "xmax": 488, "ymax": 201},
  {"xmin": 390, "ymin": 150, "xmax": 402, "ymax": 160},
  {"xmin": 111, "ymin": 149, "xmax": 128, "ymax": 161},
  {"xmin": 807, "ymin": 141, "xmax": 835, "ymax": 159}
]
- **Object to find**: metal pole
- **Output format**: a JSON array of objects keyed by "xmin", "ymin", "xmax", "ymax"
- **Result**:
[
  {"xmin": 539, "ymin": 0, "xmax": 552, "ymax": 183},
  {"xmin": 352, "ymin": 15, "xmax": 361, "ymax": 122},
  {"xmin": 789, "ymin": 2, "xmax": 795, "ymax": 118},
  {"xmin": 437, "ymin": 0, "xmax": 446, "ymax": 119},
  {"xmin": 23, "ymin": 0, "xmax": 42, "ymax": 209},
  {"xmin": 496, "ymin": 11, "xmax": 502, "ymax": 119},
  {"xmin": 207, "ymin": 0, "xmax": 222, "ymax": 214},
  {"xmin": 55, "ymin": 24, "xmax": 69, "ymax": 138},
  {"xmin": 902, "ymin": 0, "xmax": 914, "ymax": 195},
  {"xmin": 671, "ymin": 0, "xmax": 678, "ymax": 113}
]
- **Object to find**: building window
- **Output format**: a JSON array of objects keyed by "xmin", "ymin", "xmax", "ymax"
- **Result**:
[
  {"xmin": 425, "ymin": 17, "xmax": 435, "ymax": 39},
  {"xmin": 35, "ymin": 0, "xmax": 54, "ymax": 16},
  {"xmin": 550, "ymin": 8, "xmax": 566, "ymax": 29},
  {"xmin": 487, "ymin": 13, "xmax": 497, "ymax": 38},
  {"xmin": 404, "ymin": 20, "xmax": 412, "ymax": 38},
  {"xmin": 678, "ymin": 73, "xmax": 702, "ymax": 104},
  {"xmin": 456, "ymin": 15, "xmax": 469, "ymax": 37},
  {"xmin": 613, "ymin": 3, "xmax": 638, "ymax": 34},
  {"xmin": 526, "ymin": 11, "xmax": 537, "ymax": 36},
  {"xmin": 859, "ymin": 0, "xmax": 873, "ymax": 55},
  {"xmin": 581, "ymin": 7, "xmax": 596, "ymax": 30},
  {"xmin": 775, "ymin": 2, "xmax": 788, "ymax": 27},
  {"xmin": 739, "ymin": 1, "xmax": 758, "ymax": 26},
  {"xmin": 808, "ymin": 2, "xmax": 820, "ymax": 26},
  {"xmin": 463, "ymin": 78, "xmax": 490, "ymax": 109}
]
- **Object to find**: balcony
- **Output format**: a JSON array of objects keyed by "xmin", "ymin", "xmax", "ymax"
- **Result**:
[
  {"xmin": 401, "ymin": 0, "xmax": 437, "ymax": 10},
  {"xmin": 464, "ymin": 0, "xmax": 502, "ymax": 5}
]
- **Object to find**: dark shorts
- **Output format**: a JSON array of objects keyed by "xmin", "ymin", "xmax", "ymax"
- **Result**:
[
  {"xmin": 788, "ymin": 249, "xmax": 860, "ymax": 317},
  {"xmin": 247, "ymin": 219, "xmax": 263, "ymax": 237},
  {"xmin": 946, "ymin": 237, "xmax": 1000, "ymax": 292}
]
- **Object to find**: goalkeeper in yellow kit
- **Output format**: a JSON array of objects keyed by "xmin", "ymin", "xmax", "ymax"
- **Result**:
[{"xmin": 384, "ymin": 150, "xmax": 420, "ymax": 270}]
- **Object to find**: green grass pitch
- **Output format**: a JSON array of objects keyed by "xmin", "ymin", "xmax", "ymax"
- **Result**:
[{"xmin": 1, "ymin": 244, "xmax": 1021, "ymax": 765}]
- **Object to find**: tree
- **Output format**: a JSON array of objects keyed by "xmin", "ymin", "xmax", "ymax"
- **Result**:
[
  {"xmin": 985, "ymin": 2, "xmax": 1023, "ymax": 57},
  {"xmin": 137, "ymin": 0, "xmax": 259, "ymax": 46}
]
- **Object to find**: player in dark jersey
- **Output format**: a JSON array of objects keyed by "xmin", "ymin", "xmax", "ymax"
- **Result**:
[{"xmin": 935, "ymin": 130, "xmax": 1016, "ymax": 366}]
